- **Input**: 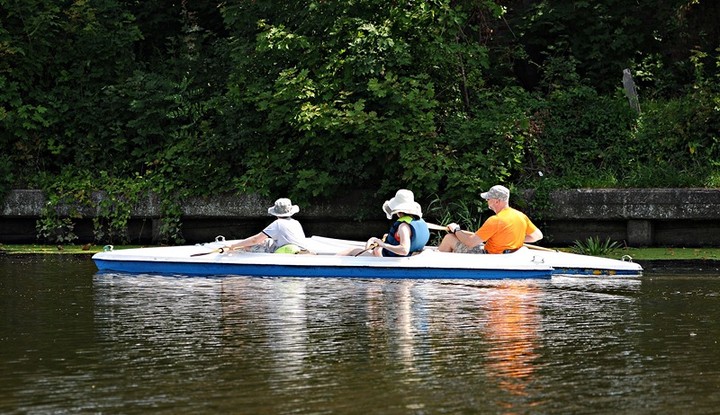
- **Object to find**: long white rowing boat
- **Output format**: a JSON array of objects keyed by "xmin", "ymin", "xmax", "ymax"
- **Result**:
[{"xmin": 92, "ymin": 236, "xmax": 642, "ymax": 279}]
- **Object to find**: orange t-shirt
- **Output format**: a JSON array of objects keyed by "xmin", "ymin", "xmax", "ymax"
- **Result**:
[{"xmin": 476, "ymin": 207, "xmax": 538, "ymax": 254}]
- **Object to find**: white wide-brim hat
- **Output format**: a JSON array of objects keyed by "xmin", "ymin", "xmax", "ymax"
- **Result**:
[
  {"xmin": 268, "ymin": 198, "xmax": 300, "ymax": 217},
  {"xmin": 382, "ymin": 189, "xmax": 423, "ymax": 219}
]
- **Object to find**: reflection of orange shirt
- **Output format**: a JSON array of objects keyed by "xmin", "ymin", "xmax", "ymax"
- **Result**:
[
  {"xmin": 476, "ymin": 207, "xmax": 538, "ymax": 254},
  {"xmin": 485, "ymin": 285, "xmax": 540, "ymax": 397}
]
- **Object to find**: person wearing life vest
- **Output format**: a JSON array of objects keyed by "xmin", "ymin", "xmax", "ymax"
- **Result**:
[{"xmin": 360, "ymin": 189, "xmax": 430, "ymax": 257}]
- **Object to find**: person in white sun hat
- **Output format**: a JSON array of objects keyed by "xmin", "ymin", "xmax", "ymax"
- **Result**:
[
  {"xmin": 343, "ymin": 189, "xmax": 430, "ymax": 257},
  {"xmin": 228, "ymin": 198, "xmax": 308, "ymax": 254},
  {"xmin": 439, "ymin": 184, "xmax": 543, "ymax": 254}
]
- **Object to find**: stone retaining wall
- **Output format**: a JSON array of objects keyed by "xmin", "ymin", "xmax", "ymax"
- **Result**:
[
  {"xmin": 2, "ymin": 188, "xmax": 719, "ymax": 247},
  {"xmin": 534, "ymin": 188, "xmax": 720, "ymax": 247}
]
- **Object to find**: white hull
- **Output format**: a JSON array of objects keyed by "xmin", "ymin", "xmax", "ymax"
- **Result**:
[{"xmin": 92, "ymin": 236, "xmax": 642, "ymax": 279}]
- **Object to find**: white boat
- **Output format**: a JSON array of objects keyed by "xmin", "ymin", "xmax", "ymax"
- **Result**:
[
  {"xmin": 519, "ymin": 245, "xmax": 643, "ymax": 276},
  {"xmin": 92, "ymin": 236, "xmax": 642, "ymax": 279},
  {"xmin": 307, "ymin": 236, "xmax": 642, "ymax": 276}
]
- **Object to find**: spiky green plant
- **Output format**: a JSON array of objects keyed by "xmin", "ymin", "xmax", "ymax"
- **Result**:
[
  {"xmin": 572, "ymin": 236, "xmax": 622, "ymax": 256},
  {"xmin": 425, "ymin": 196, "xmax": 488, "ymax": 245}
]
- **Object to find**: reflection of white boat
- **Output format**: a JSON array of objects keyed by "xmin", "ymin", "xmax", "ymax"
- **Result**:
[{"xmin": 92, "ymin": 236, "xmax": 641, "ymax": 279}]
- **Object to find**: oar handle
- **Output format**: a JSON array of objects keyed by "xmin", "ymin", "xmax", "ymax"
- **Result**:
[
  {"xmin": 425, "ymin": 222, "xmax": 448, "ymax": 231},
  {"xmin": 524, "ymin": 243, "xmax": 557, "ymax": 252},
  {"xmin": 190, "ymin": 246, "xmax": 232, "ymax": 257},
  {"xmin": 354, "ymin": 243, "xmax": 378, "ymax": 257},
  {"xmin": 426, "ymin": 222, "xmax": 474, "ymax": 235}
]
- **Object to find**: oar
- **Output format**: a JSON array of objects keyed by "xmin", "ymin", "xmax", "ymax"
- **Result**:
[
  {"xmin": 524, "ymin": 243, "xmax": 558, "ymax": 252},
  {"xmin": 426, "ymin": 222, "xmax": 448, "ymax": 231},
  {"xmin": 190, "ymin": 246, "xmax": 231, "ymax": 257},
  {"xmin": 426, "ymin": 222, "xmax": 473, "ymax": 234},
  {"xmin": 354, "ymin": 243, "xmax": 378, "ymax": 257}
]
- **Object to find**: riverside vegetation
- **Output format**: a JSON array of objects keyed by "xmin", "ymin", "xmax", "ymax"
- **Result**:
[{"xmin": 1, "ymin": 1, "xmax": 718, "ymax": 245}]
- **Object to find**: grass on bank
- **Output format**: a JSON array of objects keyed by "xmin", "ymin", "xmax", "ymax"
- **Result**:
[
  {"xmin": 614, "ymin": 247, "xmax": 720, "ymax": 261},
  {"xmin": 2, "ymin": 243, "xmax": 720, "ymax": 261},
  {"xmin": 0, "ymin": 244, "xmax": 143, "ymax": 255},
  {"xmin": 522, "ymin": 246, "xmax": 720, "ymax": 261}
]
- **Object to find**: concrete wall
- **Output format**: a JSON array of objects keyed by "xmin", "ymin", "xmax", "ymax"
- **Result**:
[
  {"xmin": 0, "ymin": 189, "xmax": 388, "ymax": 245},
  {"xmin": 533, "ymin": 188, "xmax": 720, "ymax": 246},
  {"xmin": 2, "ymin": 188, "xmax": 719, "ymax": 247}
]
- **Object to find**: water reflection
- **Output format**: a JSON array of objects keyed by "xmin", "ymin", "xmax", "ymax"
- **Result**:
[
  {"xmin": 87, "ymin": 273, "xmax": 654, "ymax": 413},
  {"xmin": 483, "ymin": 284, "xmax": 541, "ymax": 406},
  {"xmin": 219, "ymin": 278, "xmax": 310, "ymax": 386},
  {"xmin": 95, "ymin": 273, "xmax": 224, "ymax": 346},
  {"xmin": 213, "ymin": 277, "xmax": 550, "ymax": 412}
]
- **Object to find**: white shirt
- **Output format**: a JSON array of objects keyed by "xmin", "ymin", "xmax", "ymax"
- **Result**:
[{"xmin": 262, "ymin": 218, "xmax": 306, "ymax": 249}]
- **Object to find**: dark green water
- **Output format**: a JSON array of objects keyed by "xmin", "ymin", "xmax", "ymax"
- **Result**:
[{"xmin": 1, "ymin": 255, "xmax": 720, "ymax": 414}]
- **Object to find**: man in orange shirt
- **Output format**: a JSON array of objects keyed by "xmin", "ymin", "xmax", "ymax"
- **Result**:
[{"xmin": 438, "ymin": 185, "xmax": 543, "ymax": 254}]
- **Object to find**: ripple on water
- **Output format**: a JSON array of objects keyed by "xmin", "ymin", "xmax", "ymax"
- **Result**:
[{"xmin": 3, "ymin": 264, "xmax": 720, "ymax": 414}]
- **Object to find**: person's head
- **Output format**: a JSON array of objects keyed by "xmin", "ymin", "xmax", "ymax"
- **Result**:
[
  {"xmin": 480, "ymin": 185, "xmax": 510, "ymax": 212},
  {"xmin": 268, "ymin": 198, "xmax": 299, "ymax": 218},
  {"xmin": 382, "ymin": 189, "xmax": 423, "ymax": 219}
]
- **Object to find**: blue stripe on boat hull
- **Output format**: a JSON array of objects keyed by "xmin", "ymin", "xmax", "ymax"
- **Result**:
[
  {"xmin": 93, "ymin": 259, "xmax": 553, "ymax": 280},
  {"xmin": 551, "ymin": 268, "xmax": 640, "ymax": 276}
]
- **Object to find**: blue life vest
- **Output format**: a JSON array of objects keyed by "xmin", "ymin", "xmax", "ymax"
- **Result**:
[{"xmin": 382, "ymin": 217, "xmax": 430, "ymax": 257}]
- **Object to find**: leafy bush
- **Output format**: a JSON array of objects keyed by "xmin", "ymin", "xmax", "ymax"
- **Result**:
[
  {"xmin": 627, "ymin": 86, "xmax": 720, "ymax": 187},
  {"xmin": 0, "ymin": 156, "xmax": 13, "ymax": 198},
  {"xmin": 426, "ymin": 196, "xmax": 487, "ymax": 229},
  {"xmin": 36, "ymin": 216, "xmax": 78, "ymax": 245},
  {"xmin": 528, "ymin": 86, "xmax": 637, "ymax": 186},
  {"xmin": 0, "ymin": 1, "xmax": 718, "ymax": 245},
  {"xmin": 34, "ymin": 169, "xmax": 187, "ymax": 245}
]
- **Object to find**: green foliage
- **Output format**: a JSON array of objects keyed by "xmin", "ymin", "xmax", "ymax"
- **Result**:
[
  {"xmin": 528, "ymin": 86, "xmax": 637, "ymax": 184},
  {"xmin": 626, "ymin": 85, "xmax": 720, "ymax": 187},
  {"xmin": 0, "ymin": 0, "xmax": 718, "ymax": 244},
  {"xmin": 426, "ymin": 87, "xmax": 542, "ymax": 201},
  {"xmin": 35, "ymin": 170, "xmax": 127, "ymax": 244},
  {"xmin": 515, "ymin": 1, "xmax": 720, "ymax": 96},
  {"xmin": 35, "ymin": 171, "xmax": 86, "ymax": 244},
  {"xmin": 572, "ymin": 236, "xmax": 622, "ymax": 256},
  {"xmin": 34, "ymin": 169, "xmax": 186, "ymax": 245},
  {"xmin": 425, "ymin": 195, "xmax": 489, "ymax": 245},
  {"xmin": 0, "ymin": 155, "xmax": 13, "ymax": 198},
  {"xmin": 221, "ymin": 0, "xmax": 504, "ymax": 202},
  {"xmin": 36, "ymin": 216, "xmax": 78, "ymax": 245},
  {"xmin": 426, "ymin": 197, "xmax": 487, "ymax": 231},
  {"xmin": 0, "ymin": 0, "xmax": 141, "ymax": 181}
]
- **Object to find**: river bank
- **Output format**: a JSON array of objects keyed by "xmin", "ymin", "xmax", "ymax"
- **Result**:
[{"xmin": 4, "ymin": 189, "xmax": 720, "ymax": 247}]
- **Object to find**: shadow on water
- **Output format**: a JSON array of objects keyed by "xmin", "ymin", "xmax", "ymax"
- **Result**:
[{"xmin": 2, "ymin": 256, "xmax": 720, "ymax": 414}]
